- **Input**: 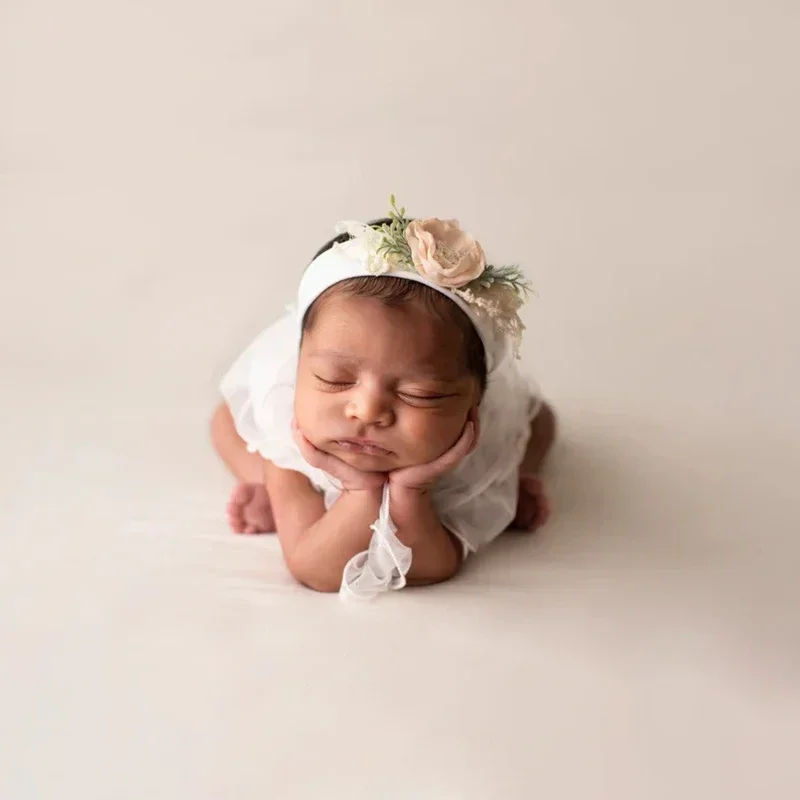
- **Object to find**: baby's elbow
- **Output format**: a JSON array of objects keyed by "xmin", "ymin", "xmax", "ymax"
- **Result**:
[
  {"xmin": 405, "ymin": 537, "xmax": 463, "ymax": 587},
  {"xmin": 285, "ymin": 551, "xmax": 340, "ymax": 594},
  {"xmin": 406, "ymin": 559, "xmax": 461, "ymax": 587},
  {"xmin": 299, "ymin": 575, "xmax": 340, "ymax": 594}
]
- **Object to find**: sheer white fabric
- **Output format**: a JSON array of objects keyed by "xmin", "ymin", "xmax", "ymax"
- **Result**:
[
  {"xmin": 220, "ymin": 308, "xmax": 540, "ymax": 574},
  {"xmin": 339, "ymin": 484, "xmax": 412, "ymax": 600}
]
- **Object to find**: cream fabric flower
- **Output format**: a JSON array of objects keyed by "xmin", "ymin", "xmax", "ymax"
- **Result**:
[
  {"xmin": 334, "ymin": 221, "xmax": 392, "ymax": 274},
  {"xmin": 404, "ymin": 218, "xmax": 486, "ymax": 289}
]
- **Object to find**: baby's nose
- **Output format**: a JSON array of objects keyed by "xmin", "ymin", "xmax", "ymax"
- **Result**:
[{"xmin": 346, "ymin": 388, "xmax": 393, "ymax": 427}]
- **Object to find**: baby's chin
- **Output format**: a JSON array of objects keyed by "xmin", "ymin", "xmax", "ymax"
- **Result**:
[
  {"xmin": 320, "ymin": 442, "xmax": 416, "ymax": 473},
  {"xmin": 331, "ymin": 447, "xmax": 449, "ymax": 475},
  {"xmin": 335, "ymin": 451, "xmax": 395, "ymax": 473}
]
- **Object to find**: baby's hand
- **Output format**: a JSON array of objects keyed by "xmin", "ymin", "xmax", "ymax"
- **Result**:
[
  {"xmin": 292, "ymin": 420, "xmax": 385, "ymax": 492},
  {"xmin": 389, "ymin": 409, "xmax": 480, "ymax": 492}
]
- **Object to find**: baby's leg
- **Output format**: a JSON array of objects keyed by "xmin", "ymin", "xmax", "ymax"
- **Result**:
[
  {"xmin": 520, "ymin": 401, "xmax": 556, "ymax": 474},
  {"xmin": 513, "ymin": 402, "xmax": 556, "ymax": 531},
  {"xmin": 210, "ymin": 404, "xmax": 275, "ymax": 534},
  {"xmin": 210, "ymin": 403, "xmax": 263, "ymax": 483}
]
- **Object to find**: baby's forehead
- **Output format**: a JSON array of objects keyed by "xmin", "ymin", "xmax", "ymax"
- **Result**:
[
  {"xmin": 305, "ymin": 292, "xmax": 469, "ymax": 378},
  {"xmin": 310, "ymin": 290, "xmax": 463, "ymax": 338}
]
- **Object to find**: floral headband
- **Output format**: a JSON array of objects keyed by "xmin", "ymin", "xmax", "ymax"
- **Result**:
[{"xmin": 332, "ymin": 196, "xmax": 532, "ymax": 354}]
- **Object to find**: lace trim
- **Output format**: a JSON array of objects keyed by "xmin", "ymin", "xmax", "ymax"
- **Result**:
[{"xmin": 339, "ymin": 484, "xmax": 412, "ymax": 601}]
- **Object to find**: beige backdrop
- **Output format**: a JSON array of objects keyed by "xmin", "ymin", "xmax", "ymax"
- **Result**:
[{"xmin": 2, "ymin": 1, "xmax": 798, "ymax": 797}]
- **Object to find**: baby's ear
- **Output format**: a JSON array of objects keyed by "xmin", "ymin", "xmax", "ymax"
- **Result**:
[
  {"xmin": 469, "ymin": 385, "xmax": 483, "ymax": 410},
  {"xmin": 467, "ymin": 406, "xmax": 481, "ymax": 449}
]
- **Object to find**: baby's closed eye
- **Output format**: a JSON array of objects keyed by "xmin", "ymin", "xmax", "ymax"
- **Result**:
[
  {"xmin": 397, "ymin": 387, "xmax": 460, "ymax": 406},
  {"xmin": 313, "ymin": 373, "xmax": 355, "ymax": 389}
]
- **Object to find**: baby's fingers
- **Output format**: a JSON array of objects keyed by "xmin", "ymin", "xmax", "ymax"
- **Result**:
[
  {"xmin": 291, "ymin": 419, "xmax": 326, "ymax": 469},
  {"xmin": 292, "ymin": 419, "xmax": 385, "ymax": 490},
  {"xmin": 391, "ymin": 420, "xmax": 477, "ymax": 489},
  {"xmin": 429, "ymin": 420, "xmax": 477, "ymax": 474}
]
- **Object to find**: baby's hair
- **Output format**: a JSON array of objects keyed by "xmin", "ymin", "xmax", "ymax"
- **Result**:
[{"xmin": 303, "ymin": 219, "xmax": 488, "ymax": 393}]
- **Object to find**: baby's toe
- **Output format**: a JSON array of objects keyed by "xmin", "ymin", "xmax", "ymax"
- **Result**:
[
  {"xmin": 514, "ymin": 475, "xmax": 550, "ymax": 531},
  {"xmin": 245, "ymin": 509, "xmax": 274, "ymax": 534},
  {"xmin": 227, "ymin": 483, "xmax": 257, "ymax": 534},
  {"xmin": 242, "ymin": 485, "xmax": 275, "ymax": 533},
  {"xmin": 227, "ymin": 508, "xmax": 247, "ymax": 534},
  {"xmin": 512, "ymin": 495, "xmax": 535, "ymax": 530},
  {"xmin": 520, "ymin": 475, "xmax": 543, "ymax": 495},
  {"xmin": 520, "ymin": 503, "xmax": 538, "ymax": 531},
  {"xmin": 531, "ymin": 498, "xmax": 550, "ymax": 529},
  {"xmin": 230, "ymin": 483, "xmax": 255, "ymax": 507}
]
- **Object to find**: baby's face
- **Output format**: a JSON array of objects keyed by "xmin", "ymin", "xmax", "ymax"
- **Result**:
[{"xmin": 295, "ymin": 293, "xmax": 480, "ymax": 473}]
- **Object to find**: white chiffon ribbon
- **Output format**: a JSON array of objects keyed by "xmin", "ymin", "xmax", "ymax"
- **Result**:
[{"xmin": 339, "ymin": 484, "xmax": 412, "ymax": 601}]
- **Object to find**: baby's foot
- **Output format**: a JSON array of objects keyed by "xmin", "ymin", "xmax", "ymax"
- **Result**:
[
  {"xmin": 226, "ymin": 483, "xmax": 275, "ymax": 534},
  {"xmin": 512, "ymin": 474, "xmax": 551, "ymax": 531}
]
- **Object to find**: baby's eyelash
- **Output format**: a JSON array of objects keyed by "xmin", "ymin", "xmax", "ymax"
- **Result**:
[
  {"xmin": 313, "ymin": 375, "xmax": 453, "ymax": 402},
  {"xmin": 313, "ymin": 374, "xmax": 352, "ymax": 387},
  {"xmin": 399, "ymin": 391, "xmax": 452, "ymax": 401}
]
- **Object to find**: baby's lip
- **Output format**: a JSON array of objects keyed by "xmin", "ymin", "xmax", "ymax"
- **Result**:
[{"xmin": 335, "ymin": 438, "xmax": 393, "ymax": 456}]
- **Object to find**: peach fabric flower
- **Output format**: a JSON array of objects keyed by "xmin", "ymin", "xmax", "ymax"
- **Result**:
[{"xmin": 404, "ymin": 218, "xmax": 486, "ymax": 289}]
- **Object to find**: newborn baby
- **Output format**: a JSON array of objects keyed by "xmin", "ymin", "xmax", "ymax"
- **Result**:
[{"xmin": 211, "ymin": 203, "xmax": 555, "ymax": 594}]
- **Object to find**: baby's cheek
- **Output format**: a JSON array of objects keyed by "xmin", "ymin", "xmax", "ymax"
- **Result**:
[
  {"xmin": 294, "ymin": 386, "xmax": 321, "ymax": 436},
  {"xmin": 295, "ymin": 389, "xmax": 343, "ymax": 452},
  {"xmin": 401, "ymin": 409, "xmax": 466, "ymax": 459}
]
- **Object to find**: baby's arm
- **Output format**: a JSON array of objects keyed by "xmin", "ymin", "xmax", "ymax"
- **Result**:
[
  {"xmin": 390, "ymin": 486, "xmax": 462, "ymax": 586},
  {"xmin": 264, "ymin": 464, "xmax": 461, "ymax": 592},
  {"xmin": 264, "ymin": 462, "xmax": 382, "ymax": 592},
  {"xmin": 269, "ymin": 415, "xmax": 476, "ymax": 593},
  {"xmin": 384, "ymin": 412, "xmax": 479, "ymax": 585}
]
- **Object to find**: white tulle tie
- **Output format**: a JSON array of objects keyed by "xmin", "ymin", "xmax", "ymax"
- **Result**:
[{"xmin": 339, "ymin": 484, "xmax": 412, "ymax": 601}]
